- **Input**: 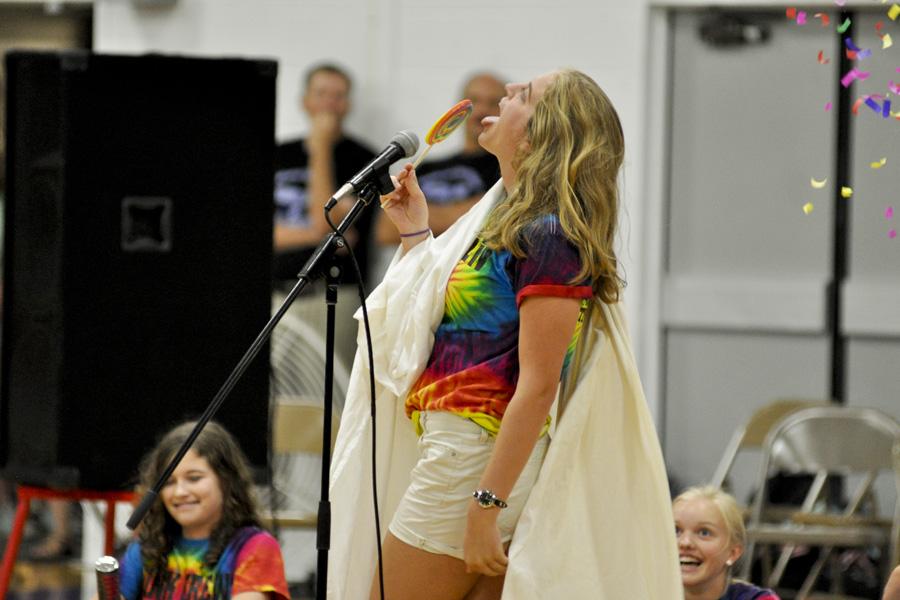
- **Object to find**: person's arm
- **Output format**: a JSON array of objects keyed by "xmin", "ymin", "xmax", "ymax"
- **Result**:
[
  {"xmin": 462, "ymin": 294, "xmax": 583, "ymax": 576},
  {"xmin": 273, "ymin": 222, "xmax": 328, "ymax": 249},
  {"xmin": 884, "ymin": 566, "xmax": 900, "ymax": 600},
  {"xmin": 427, "ymin": 196, "xmax": 479, "ymax": 234},
  {"xmin": 304, "ymin": 112, "xmax": 342, "ymax": 236},
  {"xmin": 376, "ymin": 195, "xmax": 480, "ymax": 245},
  {"xmin": 230, "ymin": 531, "xmax": 290, "ymax": 600},
  {"xmin": 379, "ymin": 163, "xmax": 431, "ymax": 254}
]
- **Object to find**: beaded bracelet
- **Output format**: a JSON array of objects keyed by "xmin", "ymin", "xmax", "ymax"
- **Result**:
[{"xmin": 399, "ymin": 228, "xmax": 431, "ymax": 238}]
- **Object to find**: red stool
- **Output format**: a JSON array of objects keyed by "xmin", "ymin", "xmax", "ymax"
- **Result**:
[{"xmin": 0, "ymin": 485, "xmax": 137, "ymax": 597}]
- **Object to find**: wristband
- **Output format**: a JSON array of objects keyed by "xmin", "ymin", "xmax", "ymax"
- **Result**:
[{"xmin": 399, "ymin": 228, "xmax": 431, "ymax": 238}]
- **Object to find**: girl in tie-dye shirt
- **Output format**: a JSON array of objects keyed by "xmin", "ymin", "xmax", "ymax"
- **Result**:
[
  {"xmin": 118, "ymin": 421, "xmax": 288, "ymax": 599},
  {"xmin": 405, "ymin": 215, "xmax": 592, "ymax": 435},
  {"xmin": 377, "ymin": 69, "xmax": 627, "ymax": 599}
]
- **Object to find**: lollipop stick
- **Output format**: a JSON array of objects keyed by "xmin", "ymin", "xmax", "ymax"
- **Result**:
[{"xmin": 412, "ymin": 144, "xmax": 434, "ymax": 168}]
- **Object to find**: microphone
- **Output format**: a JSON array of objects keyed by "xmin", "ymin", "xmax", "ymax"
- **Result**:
[
  {"xmin": 325, "ymin": 130, "xmax": 419, "ymax": 210},
  {"xmin": 95, "ymin": 555, "xmax": 120, "ymax": 600}
]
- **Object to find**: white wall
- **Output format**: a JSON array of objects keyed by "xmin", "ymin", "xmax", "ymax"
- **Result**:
[{"xmin": 93, "ymin": 0, "xmax": 653, "ymax": 405}]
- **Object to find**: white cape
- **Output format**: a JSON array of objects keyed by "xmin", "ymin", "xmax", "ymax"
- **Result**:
[{"xmin": 327, "ymin": 181, "xmax": 683, "ymax": 599}]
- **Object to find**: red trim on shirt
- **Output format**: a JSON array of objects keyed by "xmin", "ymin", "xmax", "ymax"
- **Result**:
[{"xmin": 516, "ymin": 284, "xmax": 593, "ymax": 308}]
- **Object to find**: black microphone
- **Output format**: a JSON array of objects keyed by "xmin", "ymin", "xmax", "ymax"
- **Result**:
[{"xmin": 324, "ymin": 130, "xmax": 419, "ymax": 210}]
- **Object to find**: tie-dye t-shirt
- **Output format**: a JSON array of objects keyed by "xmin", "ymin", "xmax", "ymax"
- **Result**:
[
  {"xmin": 118, "ymin": 528, "xmax": 289, "ymax": 599},
  {"xmin": 405, "ymin": 215, "xmax": 593, "ymax": 434}
]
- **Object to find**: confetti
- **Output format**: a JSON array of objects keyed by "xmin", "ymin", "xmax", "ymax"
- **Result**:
[
  {"xmin": 803, "ymin": 202, "xmax": 815, "ymax": 214},
  {"xmin": 837, "ymin": 18, "xmax": 852, "ymax": 33},
  {"xmin": 845, "ymin": 38, "xmax": 862, "ymax": 52},
  {"xmin": 841, "ymin": 68, "xmax": 870, "ymax": 87},
  {"xmin": 867, "ymin": 97, "xmax": 882, "ymax": 113},
  {"xmin": 858, "ymin": 48, "xmax": 872, "ymax": 60},
  {"xmin": 825, "ymin": 101, "xmax": 833, "ymax": 111},
  {"xmin": 870, "ymin": 157, "xmax": 888, "ymax": 169},
  {"xmin": 818, "ymin": 50, "xmax": 830, "ymax": 64},
  {"xmin": 890, "ymin": 229, "xmax": 897, "ymax": 239},
  {"xmin": 889, "ymin": 4, "xmax": 900, "ymax": 20},
  {"xmin": 884, "ymin": 99, "xmax": 893, "ymax": 118},
  {"xmin": 876, "ymin": 21, "xmax": 885, "ymax": 35},
  {"xmin": 890, "ymin": 81, "xmax": 900, "ymax": 94},
  {"xmin": 814, "ymin": 13, "xmax": 831, "ymax": 26},
  {"xmin": 847, "ymin": 49, "xmax": 859, "ymax": 60},
  {"xmin": 841, "ymin": 186, "xmax": 853, "ymax": 198},
  {"xmin": 811, "ymin": 177, "xmax": 828, "ymax": 189},
  {"xmin": 787, "ymin": 7, "xmax": 797, "ymax": 19},
  {"xmin": 797, "ymin": 11, "xmax": 807, "ymax": 25},
  {"xmin": 883, "ymin": 33, "xmax": 894, "ymax": 49},
  {"xmin": 886, "ymin": 206, "xmax": 894, "ymax": 219}
]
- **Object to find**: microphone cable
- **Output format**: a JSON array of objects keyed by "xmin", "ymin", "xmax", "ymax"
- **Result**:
[{"xmin": 324, "ymin": 205, "xmax": 386, "ymax": 600}]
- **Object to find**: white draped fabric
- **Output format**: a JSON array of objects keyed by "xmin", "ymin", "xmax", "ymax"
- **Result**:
[{"xmin": 327, "ymin": 181, "xmax": 682, "ymax": 599}]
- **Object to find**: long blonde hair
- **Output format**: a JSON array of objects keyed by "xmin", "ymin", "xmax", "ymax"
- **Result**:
[{"xmin": 478, "ymin": 69, "xmax": 625, "ymax": 304}]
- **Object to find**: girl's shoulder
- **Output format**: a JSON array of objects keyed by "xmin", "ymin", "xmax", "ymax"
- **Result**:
[
  {"xmin": 232, "ymin": 527, "xmax": 282, "ymax": 558},
  {"xmin": 723, "ymin": 580, "xmax": 781, "ymax": 600}
]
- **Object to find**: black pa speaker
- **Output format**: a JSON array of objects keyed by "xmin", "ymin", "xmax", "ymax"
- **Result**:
[{"xmin": 1, "ymin": 51, "xmax": 276, "ymax": 489}]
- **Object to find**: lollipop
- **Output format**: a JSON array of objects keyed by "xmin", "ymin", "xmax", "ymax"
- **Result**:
[{"xmin": 413, "ymin": 98, "xmax": 473, "ymax": 167}]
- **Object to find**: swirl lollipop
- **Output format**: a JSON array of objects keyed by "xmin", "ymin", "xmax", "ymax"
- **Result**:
[{"xmin": 413, "ymin": 98, "xmax": 473, "ymax": 167}]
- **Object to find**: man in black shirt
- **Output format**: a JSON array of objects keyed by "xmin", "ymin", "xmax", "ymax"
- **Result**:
[{"xmin": 274, "ymin": 63, "xmax": 376, "ymax": 285}]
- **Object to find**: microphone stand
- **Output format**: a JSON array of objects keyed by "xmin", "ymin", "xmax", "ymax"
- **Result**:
[{"xmin": 127, "ymin": 178, "xmax": 387, "ymax": 600}]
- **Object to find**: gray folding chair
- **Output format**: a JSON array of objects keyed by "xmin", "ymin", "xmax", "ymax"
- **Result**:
[
  {"xmin": 711, "ymin": 398, "xmax": 834, "ymax": 490},
  {"xmin": 742, "ymin": 406, "xmax": 900, "ymax": 599}
]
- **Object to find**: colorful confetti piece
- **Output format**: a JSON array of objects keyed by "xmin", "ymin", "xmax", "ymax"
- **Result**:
[
  {"xmin": 818, "ymin": 50, "xmax": 830, "ymax": 64},
  {"xmin": 870, "ymin": 157, "xmax": 888, "ymax": 169},
  {"xmin": 883, "ymin": 34, "xmax": 893, "ymax": 49},
  {"xmin": 803, "ymin": 202, "xmax": 815, "ymax": 214},
  {"xmin": 825, "ymin": 101, "xmax": 833, "ymax": 111},
  {"xmin": 797, "ymin": 11, "xmax": 807, "ymax": 25},
  {"xmin": 890, "ymin": 229, "xmax": 897, "ymax": 239},
  {"xmin": 787, "ymin": 7, "xmax": 797, "ymax": 19},
  {"xmin": 845, "ymin": 38, "xmax": 862, "ymax": 52},
  {"xmin": 890, "ymin": 81, "xmax": 900, "ymax": 94},
  {"xmin": 858, "ymin": 48, "xmax": 872, "ymax": 60},
  {"xmin": 841, "ymin": 68, "xmax": 870, "ymax": 87},
  {"xmin": 814, "ymin": 13, "xmax": 830, "ymax": 26},
  {"xmin": 889, "ymin": 4, "xmax": 900, "ymax": 20},
  {"xmin": 841, "ymin": 186, "xmax": 854, "ymax": 198},
  {"xmin": 837, "ymin": 18, "xmax": 852, "ymax": 33},
  {"xmin": 811, "ymin": 177, "xmax": 828, "ymax": 189},
  {"xmin": 886, "ymin": 206, "xmax": 894, "ymax": 219}
]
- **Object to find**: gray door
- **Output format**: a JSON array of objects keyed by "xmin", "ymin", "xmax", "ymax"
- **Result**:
[{"xmin": 663, "ymin": 9, "xmax": 836, "ymax": 501}]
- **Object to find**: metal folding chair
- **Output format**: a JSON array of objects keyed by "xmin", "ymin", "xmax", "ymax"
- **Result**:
[
  {"xmin": 741, "ymin": 406, "xmax": 900, "ymax": 599},
  {"xmin": 711, "ymin": 398, "xmax": 834, "ymax": 490}
]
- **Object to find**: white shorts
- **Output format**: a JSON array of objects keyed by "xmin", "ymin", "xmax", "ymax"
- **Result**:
[{"xmin": 389, "ymin": 411, "xmax": 548, "ymax": 560}]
